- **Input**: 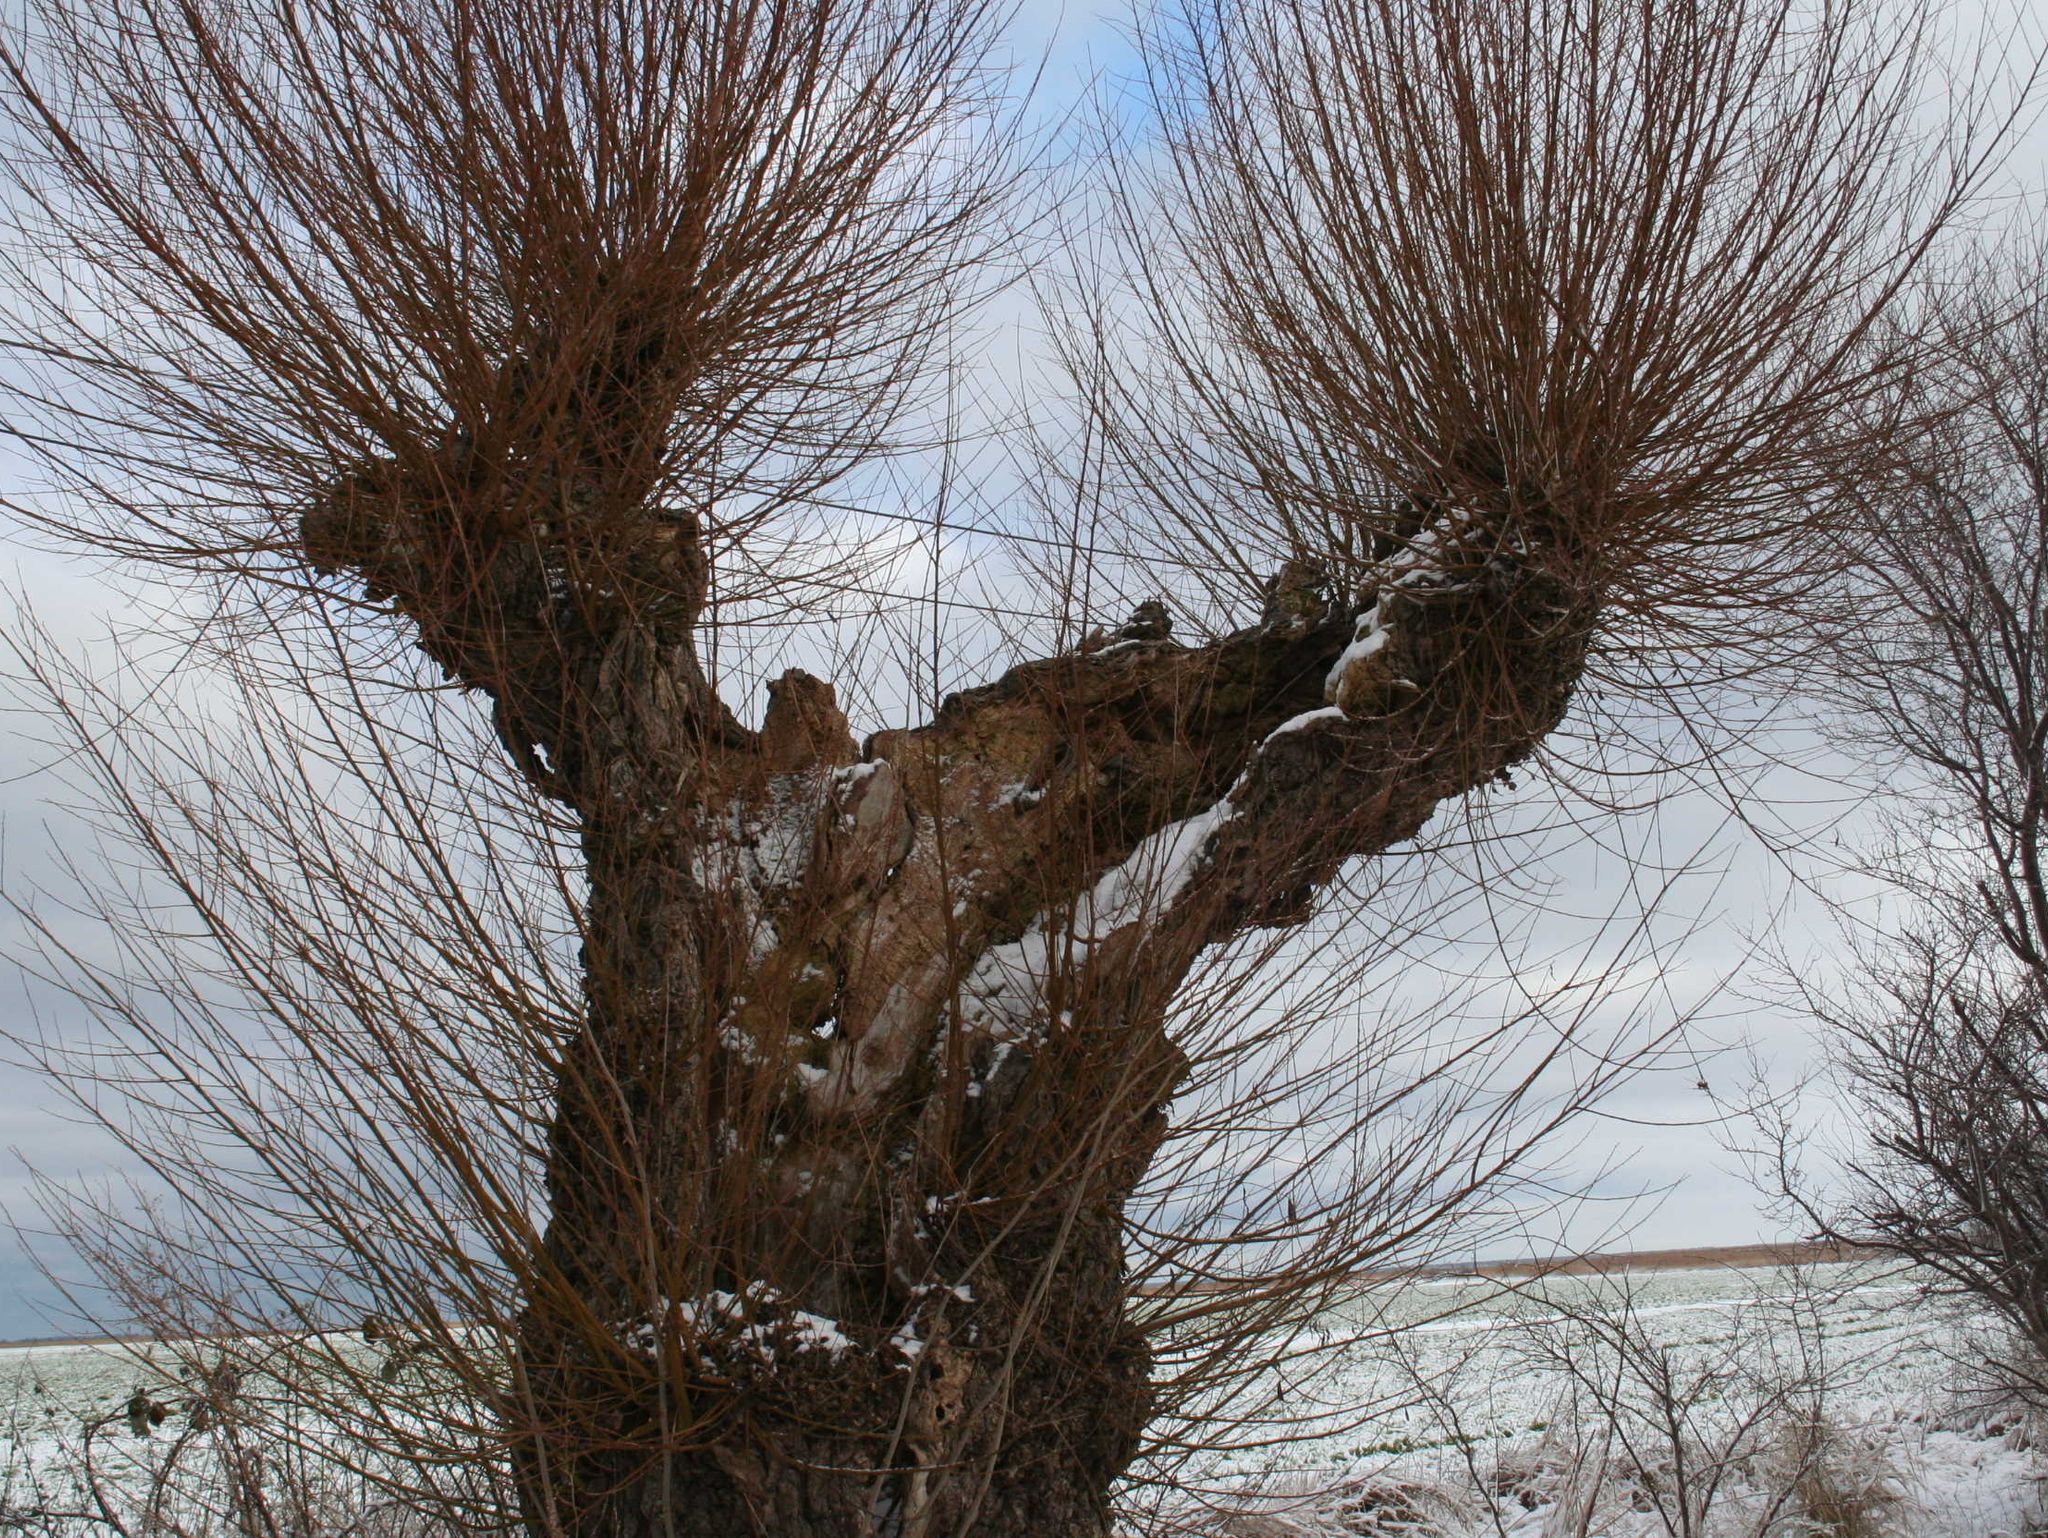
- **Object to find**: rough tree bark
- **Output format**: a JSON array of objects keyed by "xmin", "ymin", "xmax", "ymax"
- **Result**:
[{"xmin": 302, "ymin": 459, "xmax": 1595, "ymax": 1536}]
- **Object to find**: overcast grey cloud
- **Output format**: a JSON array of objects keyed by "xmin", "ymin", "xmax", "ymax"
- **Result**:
[{"xmin": 0, "ymin": 0, "xmax": 2038, "ymax": 1344}]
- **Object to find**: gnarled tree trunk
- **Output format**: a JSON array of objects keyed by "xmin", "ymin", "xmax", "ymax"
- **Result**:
[{"xmin": 305, "ymin": 475, "xmax": 1594, "ymax": 1537}]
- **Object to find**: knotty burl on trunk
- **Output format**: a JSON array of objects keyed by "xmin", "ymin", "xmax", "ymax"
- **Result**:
[{"xmin": 304, "ymin": 463, "xmax": 1592, "ymax": 1537}]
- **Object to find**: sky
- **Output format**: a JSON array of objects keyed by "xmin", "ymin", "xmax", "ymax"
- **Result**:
[{"xmin": 0, "ymin": 0, "xmax": 2042, "ymax": 1343}]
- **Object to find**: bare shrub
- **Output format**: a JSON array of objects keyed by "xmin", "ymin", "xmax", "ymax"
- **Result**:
[
  {"xmin": 1478, "ymin": 1272, "xmax": 1899, "ymax": 1538},
  {"xmin": 0, "ymin": 1347, "xmax": 494, "ymax": 1538},
  {"xmin": 1781, "ymin": 240, "xmax": 2048, "ymax": 1416}
]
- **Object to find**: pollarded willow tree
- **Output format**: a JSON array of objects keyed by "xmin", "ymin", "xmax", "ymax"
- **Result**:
[{"xmin": 0, "ymin": 0, "xmax": 2022, "ymax": 1533}]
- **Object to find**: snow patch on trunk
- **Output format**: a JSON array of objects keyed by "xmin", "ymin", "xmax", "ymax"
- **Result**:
[
  {"xmin": 1324, "ymin": 603, "xmax": 1390, "ymax": 704},
  {"xmin": 619, "ymin": 1284, "xmax": 856, "ymax": 1363},
  {"xmin": 954, "ymin": 798, "xmax": 1235, "ymax": 1043}
]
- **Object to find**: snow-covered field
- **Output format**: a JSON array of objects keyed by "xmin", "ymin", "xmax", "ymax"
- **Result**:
[
  {"xmin": 2, "ymin": 1260, "xmax": 2041, "ymax": 1536},
  {"xmin": 1150, "ymin": 1260, "xmax": 2046, "ymax": 1536}
]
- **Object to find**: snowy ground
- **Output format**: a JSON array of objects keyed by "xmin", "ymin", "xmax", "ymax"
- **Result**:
[
  {"xmin": 2, "ymin": 1261, "xmax": 2042, "ymax": 1536},
  {"xmin": 1145, "ymin": 1260, "xmax": 2047, "ymax": 1536}
]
